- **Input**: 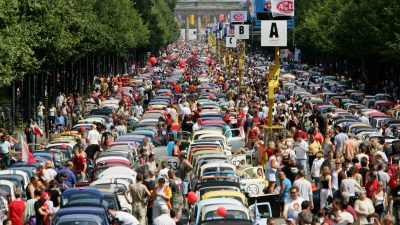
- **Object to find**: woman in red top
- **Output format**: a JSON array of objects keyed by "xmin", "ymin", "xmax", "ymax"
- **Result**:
[
  {"xmin": 246, "ymin": 121, "xmax": 260, "ymax": 148},
  {"xmin": 8, "ymin": 190, "xmax": 26, "ymax": 225}
]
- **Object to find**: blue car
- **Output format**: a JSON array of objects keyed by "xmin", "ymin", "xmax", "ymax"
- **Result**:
[
  {"xmin": 53, "ymin": 207, "xmax": 109, "ymax": 225},
  {"xmin": 61, "ymin": 188, "xmax": 106, "ymax": 209}
]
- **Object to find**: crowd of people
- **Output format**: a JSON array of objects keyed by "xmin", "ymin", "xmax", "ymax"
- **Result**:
[{"xmin": 1, "ymin": 38, "xmax": 400, "ymax": 225}]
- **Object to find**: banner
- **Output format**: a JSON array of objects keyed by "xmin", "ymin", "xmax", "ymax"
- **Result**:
[
  {"xmin": 189, "ymin": 14, "xmax": 195, "ymax": 26},
  {"xmin": 271, "ymin": 0, "xmax": 294, "ymax": 17},
  {"xmin": 230, "ymin": 11, "xmax": 248, "ymax": 23}
]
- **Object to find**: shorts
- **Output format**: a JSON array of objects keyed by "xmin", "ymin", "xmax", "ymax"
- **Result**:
[
  {"xmin": 266, "ymin": 169, "xmax": 277, "ymax": 182},
  {"xmin": 182, "ymin": 181, "xmax": 189, "ymax": 195}
]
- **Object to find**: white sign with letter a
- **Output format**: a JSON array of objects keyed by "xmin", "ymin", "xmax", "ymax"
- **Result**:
[
  {"xmin": 261, "ymin": 20, "xmax": 287, "ymax": 46},
  {"xmin": 226, "ymin": 37, "xmax": 237, "ymax": 48},
  {"xmin": 234, "ymin": 24, "xmax": 249, "ymax": 40}
]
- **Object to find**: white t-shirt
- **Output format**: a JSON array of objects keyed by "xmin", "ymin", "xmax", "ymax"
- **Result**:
[
  {"xmin": 49, "ymin": 107, "xmax": 56, "ymax": 117},
  {"xmin": 293, "ymin": 178, "xmax": 312, "ymax": 202},
  {"xmin": 284, "ymin": 197, "xmax": 304, "ymax": 220},
  {"xmin": 311, "ymin": 158, "xmax": 325, "ymax": 178},
  {"xmin": 158, "ymin": 168, "xmax": 169, "ymax": 180},
  {"xmin": 153, "ymin": 214, "xmax": 176, "ymax": 225},
  {"xmin": 87, "ymin": 130, "xmax": 101, "ymax": 145},
  {"xmin": 294, "ymin": 141, "xmax": 308, "ymax": 160},
  {"xmin": 115, "ymin": 211, "xmax": 139, "ymax": 225},
  {"xmin": 334, "ymin": 211, "xmax": 354, "ymax": 225},
  {"xmin": 193, "ymin": 123, "xmax": 201, "ymax": 132},
  {"xmin": 340, "ymin": 178, "xmax": 358, "ymax": 196}
]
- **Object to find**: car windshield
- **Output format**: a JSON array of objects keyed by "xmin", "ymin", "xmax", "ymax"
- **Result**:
[
  {"xmin": 62, "ymin": 193, "xmax": 102, "ymax": 207},
  {"xmin": 0, "ymin": 185, "xmax": 11, "ymax": 195},
  {"xmin": 392, "ymin": 156, "xmax": 400, "ymax": 165},
  {"xmin": 103, "ymin": 195, "xmax": 119, "ymax": 210},
  {"xmin": 204, "ymin": 210, "xmax": 247, "ymax": 220},
  {"xmin": 92, "ymin": 184, "xmax": 126, "ymax": 193},
  {"xmin": 58, "ymin": 221, "xmax": 100, "ymax": 225}
]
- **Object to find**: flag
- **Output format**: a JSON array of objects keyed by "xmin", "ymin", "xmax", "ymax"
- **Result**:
[
  {"xmin": 21, "ymin": 137, "xmax": 36, "ymax": 163},
  {"xmin": 189, "ymin": 14, "xmax": 195, "ymax": 26},
  {"xmin": 33, "ymin": 124, "xmax": 44, "ymax": 138}
]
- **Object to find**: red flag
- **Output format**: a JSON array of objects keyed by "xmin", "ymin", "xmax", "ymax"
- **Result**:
[
  {"xmin": 33, "ymin": 124, "xmax": 43, "ymax": 138},
  {"xmin": 21, "ymin": 138, "xmax": 36, "ymax": 163}
]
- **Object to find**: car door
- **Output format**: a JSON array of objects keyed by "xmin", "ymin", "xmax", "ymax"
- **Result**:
[
  {"xmin": 240, "ymin": 167, "xmax": 266, "ymax": 197},
  {"xmin": 249, "ymin": 202, "xmax": 272, "ymax": 225},
  {"xmin": 225, "ymin": 128, "xmax": 244, "ymax": 153}
]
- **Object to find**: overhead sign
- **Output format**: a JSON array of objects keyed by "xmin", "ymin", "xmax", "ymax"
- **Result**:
[
  {"xmin": 234, "ymin": 24, "xmax": 249, "ymax": 39},
  {"xmin": 271, "ymin": 0, "xmax": 294, "ymax": 17},
  {"xmin": 230, "ymin": 11, "xmax": 248, "ymax": 23},
  {"xmin": 261, "ymin": 20, "xmax": 287, "ymax": 46},
  {"xmin": 226, "ymin": 37, "xmax": 237, "ymax": 48}
]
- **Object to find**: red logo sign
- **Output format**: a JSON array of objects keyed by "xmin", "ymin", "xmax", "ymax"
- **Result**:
[
  {"xmin": 277, "ymin": 0, "xmax": 294, "ymax": 13},
  {"xmin": 233, "ymin": 13, "xmax": 245, "ymax": 21},
  {"xmin": 229, "ymin": 29, "xmax": 234, "ymax": 34}
]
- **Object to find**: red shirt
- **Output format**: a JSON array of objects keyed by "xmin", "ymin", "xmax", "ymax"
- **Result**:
[
  {"xmin": 224, "ymin": 114, "xmax": 230, "ymax": 122},
  {"xmin": 73, "ymin": 155, "xmax": 86, "ymax": 172},
  {"xmin": 365, "ymin": 179, "xmax": 379, "ymax": 197},
  {"xmin": 388, "ymin": 175, "xmax": 399, "ymax": 189},
  {"xmin": 8, "ymin": 199, "xmax": 26, "ymax": 225},
  {"xmin": 237, "ymin": 112, "xmax": 246, "ymax": 126},
  {"xmin": 173, "ymin": 84, "xmax": 181, "ymax": 93},
  {"xmin": 252, "ymin": 116, "xmax": 261, "ymax": 124}
]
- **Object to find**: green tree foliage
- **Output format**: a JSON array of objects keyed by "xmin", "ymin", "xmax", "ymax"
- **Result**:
[
  {"xmin": 0, "ymin": 0, "xmax": 178, "ymax": 87},
  {"xmin": 296, "ymin": 0, "xmax": 400, "ymax": 64}
]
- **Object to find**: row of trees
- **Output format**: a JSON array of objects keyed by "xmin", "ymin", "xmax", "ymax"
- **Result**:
[
  {"xmin": 0, "ymin": 0, "xmax": 180, "ymax": 87},
  {"xmin": 295, "ymin": 0, "xmax": 400, "ymax": 84}
]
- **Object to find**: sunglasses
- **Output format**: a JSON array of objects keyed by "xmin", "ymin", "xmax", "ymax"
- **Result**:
[{"xmin": 290, "ymin": 192, "xmax": 297, "ymax": 194}]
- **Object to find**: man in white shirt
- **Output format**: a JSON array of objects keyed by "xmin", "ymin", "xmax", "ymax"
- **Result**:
[
  {"xmin": 153, "ymin": 205, "xmax": 175, "ymax": 225},
  {"xmin": 86, "ymin": 124, "xmax": 102, "ymax": 159},
  {"xmin": 294, "ymin": 135, "xmax": 309, "ymax": 175},
  {"xmin": 293, "ymin": 170, "xmax": 313, "ymax": 209},
  {"xmin": 108, "ymin": 207, "xmax": 139, "ymax": 225},
  {"xmin": 283, "ymin": 186, "xmax": 305, "ymax": 221}
]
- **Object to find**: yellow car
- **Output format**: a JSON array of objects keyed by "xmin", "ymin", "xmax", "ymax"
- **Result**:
[{"xmin": 201, "ymin": 190, "xmax": 248, "ymax": 205}]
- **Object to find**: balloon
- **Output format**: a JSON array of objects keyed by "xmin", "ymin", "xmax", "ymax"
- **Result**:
[
  {"xmin": 80, "ymin": 127, "xmax": 86, "ymax": 132},
  {"xmin": 114, "ymin": 116, "xmax": 118, "ymax": 121},
  {"xmin": 60, "ymin": 144, "xmax": 67, "ymax": 149},
  {"xmin": 179, "ymin": 61, "xmax": 186, "ymax": 68},
  {"xmin": 149, "ymin": 57, "xmax": 157, "ymax": 65},
  {"xmin": 187, "ymin": 191, "xmax": 198, "ymax": 204},
  {"xmin": 217, "ymin": 207, "xmax": 227, "ymax": 217}
]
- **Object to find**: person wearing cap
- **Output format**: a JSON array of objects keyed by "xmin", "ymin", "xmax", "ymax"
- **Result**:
[
  {"xmin": 107, "ymin": 206, "xmax": 139, "ymax": 225},
  {"xmin": 354, "ymin": 188, "xmax": 375, "ymax": 225}
]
